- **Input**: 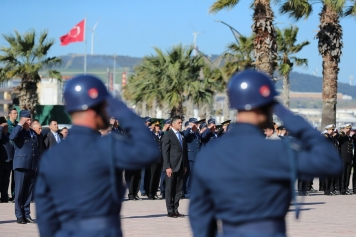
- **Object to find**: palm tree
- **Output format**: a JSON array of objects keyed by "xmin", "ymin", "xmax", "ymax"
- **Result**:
[
  {"xmin": 223, "ymin": 34, "xmax": 256, "ymax": 78},
  {"xmin": 279, "ymin": 0, "xmax": 355, "ymax": 128},
  {"xmin": 210, "ymin": 0, "xmax": 277, "ymax": 77},
  {"xmin": 0, "ymin": 29, "xmax": 62, "ymax": 114},
  {"xmin": 124, "ymin": 45, "xmax": 209, "ymax": 118},
  {"xmin": 276, "ymin": 26, "xmax": 309, "ymax": 108}
]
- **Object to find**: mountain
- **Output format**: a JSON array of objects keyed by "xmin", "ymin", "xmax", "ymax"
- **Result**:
[
  {"xmin": 276, "ymin": 72, "xmax": 356, "ymax": 98},
  {"xmin": 56, "ymin": 54, "xmax": 356, "ymax": 98}
]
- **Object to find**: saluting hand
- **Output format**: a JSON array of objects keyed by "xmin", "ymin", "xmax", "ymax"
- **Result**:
[{"xmin": 166, "ymin": 168, "xmax": 173, "ymax": 177}]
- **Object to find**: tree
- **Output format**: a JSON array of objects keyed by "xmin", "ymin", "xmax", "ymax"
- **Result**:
[
  {"xmin": 279, "ymin": 0, "xmax": 356, "ymax": 128},
  {"xmin": 124, "ymin": 45, "xmax": 213, "ymax": 118},
  {"xmin": 276, "ymin": 26, "xmax": 309, "ymax": 108},
  {"xmin": 0, "ymin": 29, "xmax": 62, "ymax": 114},
  {"xmin": 210, "ymin": 0, "xmax": 277, "ymax": 78},
  {"xmin": 223, "ymin": 34, "xmax": 256, "ymax": 78}
]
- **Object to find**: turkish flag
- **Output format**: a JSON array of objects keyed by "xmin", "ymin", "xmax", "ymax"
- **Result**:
[{"xmin": 60, "ymin": 19, "xmax": 85, "ymax": 46}]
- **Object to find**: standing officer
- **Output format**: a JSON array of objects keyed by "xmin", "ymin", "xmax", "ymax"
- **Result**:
[
  {"xmin": 10, "ymin": 110, "xmax": 38, "ymax": 224},
  {"xmin": 0, "ymin": 116, "xmax": 14, "ymax": 203},
  {"xmin": 159, "ymin": 118, "xmax": 171, "ymax": 199},
  {"xmin": 201, "ymin": 118, "xmax": 218, "ymax": 145},
  {"xmin": 35, "ymin": 75, "xmax": 160, "ymax": 236},
  {"xmin": 337, "ymin": 124, "xmax": 354, "ymax": 195},
  {"xmin": 182, "ymin": 118, "xmax": 202, "ymax": 199},
  {"xmin": 148, "ymin": 120, "xmax": 163, "ymax": 200},
  {"xmin": 189, "ymin": 70, "xmax": 342, "ymax": 237},
  {"xmin": 323, "ymin": 124, "xmax": 340, "ymax": 195},
  {"xmin": 140, "ymin": 116, "xmax": 152, "ymax": 197}
]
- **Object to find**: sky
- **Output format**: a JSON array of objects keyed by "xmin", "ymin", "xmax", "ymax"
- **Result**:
[{"xmin": 0, "ymin": 0, "xmax": 355, "ymax": 84}]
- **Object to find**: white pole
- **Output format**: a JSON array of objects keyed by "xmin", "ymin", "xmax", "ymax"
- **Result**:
[
  {"xmin": 113, "ymin": 54, "xmax": 116, "ymax": 97},
  {"xmin": 84, "ymin": 18, "xmax": 87, "ymax": 74},
  {"xmin": 91, "ymin": 30, "xmax": 94, "ymax": 55}
]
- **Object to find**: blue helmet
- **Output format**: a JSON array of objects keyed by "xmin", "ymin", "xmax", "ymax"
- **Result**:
[
  {"xmin": 63, "ymin": 74, "xmax": 110, "ymax": 113},
  {"xmin": 228, "ymin": 70, "xmax": 277, "ymax": 111}
]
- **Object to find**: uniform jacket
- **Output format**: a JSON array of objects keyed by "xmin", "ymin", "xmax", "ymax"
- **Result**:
[
  {"xmin": 189, "ymin": 104, "xmax": 343, "ymax": 237},
  {"xmin": 161, "ymin": 129, "xmax": 188, "ymax": 172},
  {"xmin": 201, "ymin": 128, "xmax": 218, "ymax": 145},
  {"xmin": 337, "ymin": 133, "xmax": 353, "ymax": 163},
  {"xmin": 183, "ymin": 127, "xmax": 202, "ymax": 162},
  {"xmin": 152, "ymin": 131, "xmax": 163, "ymax": 163},
  {"xmin": 35, "ymin": 101, "xmax": 160, "ymax": 237},
  {"xmin": 44, "ymin": 131, "xmax": 62, "ymax": 148},
  {"xmin": 0, "ymin": 126, "xmax": 14, "ymax": 162},
  {"xmin": 9, "ymin": 125, "xmax": 38, "ymax": 170}
]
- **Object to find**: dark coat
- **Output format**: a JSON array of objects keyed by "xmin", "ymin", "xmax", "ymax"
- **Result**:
[
  {"xmin": 152, "ymin": 131, "xmax": 163, "ymax": 163},
  {"xmin": 9, "ymin": 125, "xmax": 38, "ymax": 171},
  {"xmin": 337, "ymin": 133, "xmax": 353, "ymax": 163},
  {"xmin": 35, "ymin": 101, "xmax": 160, "ymax": 237},
  {"xmin": 0, "ymin": 126, "xmax": 14, "ymax": 162},
  {"xmin": 44, "ymin": 131, "xmax": 62, "ymax": 148},
  {"xmin": 161, "ymin": 129, "xmax": 188, "ymax": 172},
  {"xmin": 183, "ymin": 127, "xmax": 202, "ymax": 162},
  {"xmin": 189, "ymin": 104, "xmax": 343, "ymax": 237}
]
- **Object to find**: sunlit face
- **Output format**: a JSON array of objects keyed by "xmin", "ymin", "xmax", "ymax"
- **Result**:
[
  {"xmin": 9, "ymin": 110, "xmax": 18, "ymax": 121},
  {"xmin": 49, "ymin": 121, "xmax": 59, "ymax": 132},
  {"xmin": 172, "ymin": 119, "xmax": 182, "ymax": 131}
]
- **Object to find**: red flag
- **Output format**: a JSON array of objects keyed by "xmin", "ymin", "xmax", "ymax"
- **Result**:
[{"xmin": 60, "ymin": 19, "xmax": 85, "ymax": 46}]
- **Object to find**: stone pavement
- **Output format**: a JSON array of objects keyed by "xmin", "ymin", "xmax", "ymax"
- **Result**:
[{"xmin": 1, "ymin": 187, "xmax": 356, "ymax": 236}]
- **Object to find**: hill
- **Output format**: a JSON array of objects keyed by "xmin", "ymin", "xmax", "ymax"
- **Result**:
[
  {"xmin": 55, "ymin": 54, "xmax": 356, "ymax": 98},
  {"xmin": 275, "ymin": 72, "xmax": 356, "ymax": 98}
]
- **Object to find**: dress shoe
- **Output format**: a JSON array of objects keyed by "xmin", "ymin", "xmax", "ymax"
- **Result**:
[
  {"xmin": 175, "ymin": 212, "xmax": 185, "ymax": 217},
  {"xmin": 148, "ymin": 195, "xmax": 156, "ymax": 200},
  {"xmin": 17, "ymin": 218, "xmax": 26, "ymax": 224},
  {"xmin": 25, "ymin": 217, "xmax": 36, "ymax": 223},
  {"xmin": 167, "ymin": 212, "xmax": 177, "ymax": 218},
  {"xmin": 134, "ymin": 195, "xmax": 142, "ymax": 200},
  {"xmin": 154, "ymin": 195, "xmax": 159, "ymax": 199}
]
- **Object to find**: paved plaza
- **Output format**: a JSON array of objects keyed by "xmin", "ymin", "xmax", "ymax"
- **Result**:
[{"xmin": 1, "ymin": 184, "xmax": 356, "ymax": 236}]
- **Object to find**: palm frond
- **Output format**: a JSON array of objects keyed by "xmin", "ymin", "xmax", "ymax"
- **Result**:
[{"xmin": 209, "ymin": 0, "xmax": 240, "ymax": 14}]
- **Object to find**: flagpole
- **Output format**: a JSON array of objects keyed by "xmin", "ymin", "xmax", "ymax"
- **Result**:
[{"xmin": 84, "ymin": 18, "xmax": 87, "ymax": 75}]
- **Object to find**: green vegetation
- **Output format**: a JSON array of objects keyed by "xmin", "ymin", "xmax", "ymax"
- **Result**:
[{"xmin": 0, "ymin": 29, "xmax": 61, "ymax": 114}]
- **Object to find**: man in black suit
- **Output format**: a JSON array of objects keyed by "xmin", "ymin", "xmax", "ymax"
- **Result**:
[
  {"xmin": 44, "ymin": 120, "xmax": 62, "ymax": 148},
  {"xmin": 162, "ymin": 116, "xmax": 187, "ymax": 218}
]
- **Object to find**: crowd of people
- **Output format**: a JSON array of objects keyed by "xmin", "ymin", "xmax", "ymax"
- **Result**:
[
  {"xmin": 0, "ymin": 72, "xmax": 346, "ymax": 236},
  {"xmin": 0, "ymin": 108, "xmax": 69, "ymax": 223},
  {"xmin": 0, "ymin": 107, "xmax": 355, "ymax": 222}
]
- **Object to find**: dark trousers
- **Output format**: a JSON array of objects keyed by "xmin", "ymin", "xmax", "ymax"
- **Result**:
[
  {"xmin": 319, "ymin": 178, "xmax": 325, "ymax": 191},
  {"xmin": 165, "ymin": 167, "xmax": 184, "ymax": 213},
  {"xmin": 183, "ymin": 160, "xmax": 194, "ymax": 196},
  {"xmin": 160, "ymin": 170, "xmax": 166, "ymax": 196},
  {"xmin": 0, "ymin": 162, "xmax": 12, "ymax": 202},
  {"xmin": 324, "ymin": 177, "xmax": 335, "ymax": 195},
  {"xmin": 139, "ymin": 168, "xmax": 150, "ymax": 195},
  {"xmin": 149, "ymin": 163, "xmax": 162, "ymax": 196},
  {"xmin": 297, "ymin": 179, "xmax": 308, "ymax": 194},
  {"xmin": 14, "ymin": 169, "xmax": 35, "ymax": 218},
  {"xmin": 352, "ymin": 158, "xmax": 356, "ymax": 192},
  {"xmin": 341, "ymin": 162, "xmax": 352, "ymax": 193},
  {"xmin": 125, "ymin": 170, "xmax": 141, "ymax": 198},
  {"xmin": 11, "ymin": 170, "xmax": 15, "ymax": 198}
]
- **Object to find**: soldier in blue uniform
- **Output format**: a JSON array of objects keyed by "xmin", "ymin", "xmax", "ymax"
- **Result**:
[
  {"xmin": 182, "ymin": 118, "xmax": 202, "ymax": 198},
  {"xmin": 10, "ymin": 110, "xmax": 38, "ymax": 224},
  {"xmin": 201, "ymin": 118, "xmax": 218, "ymax": 145},
  {"xmin": 189, "ymin": 70, "xmax": 342, "ymax": 237},
  {"xmin": 35, "ymin": 75, "xmax": 160, "ymax": 237}
]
